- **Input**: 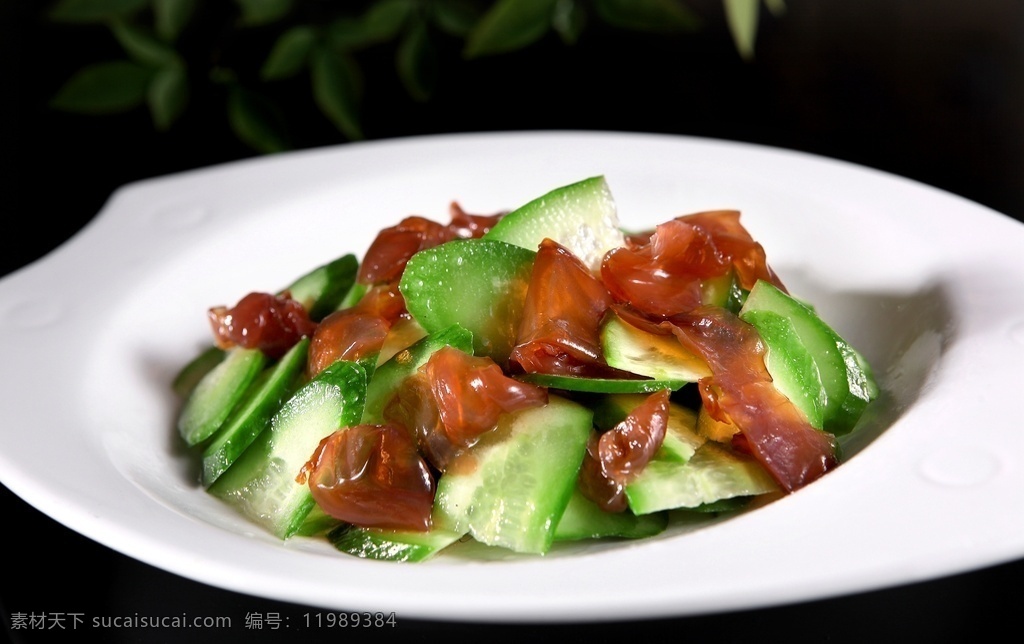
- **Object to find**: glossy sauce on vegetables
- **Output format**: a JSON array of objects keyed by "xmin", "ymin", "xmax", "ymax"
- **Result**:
[
  {"xmin": 358, "ymin": 204, "xmax": 503, "ymax": 285},
  {"xmin": 637, "ymin": 305, "xmax": 837, "ymax": 492},
  {"xmin": 208, "ymin": 291, "xmax": 316, "ymax": 359},
  {"xmin": 199, "ymin": 195, "xmax": 857, "ymax": 539},
  {"xmin": 510, "ymin": 239, "xmax": 616, "ymax": 377},
  {"xmin": 298, "ymin": 424, "xmax": 436, "ymax": 532},
  {"xmin": 579, "ymin": 389, "xmax": 671, "ymax": 512},
  {"xmin": 385, "ymin": 346, "xmax": 547, "ymax": 471},
  {"xmin": 306, "ymin": 281, "xmax": 408, "ymax": 376}
]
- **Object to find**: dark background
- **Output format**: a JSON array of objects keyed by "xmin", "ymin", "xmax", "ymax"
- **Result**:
[{"xmin": 2, "ymin": 1, "xmax": 1023, "ymax": 642}]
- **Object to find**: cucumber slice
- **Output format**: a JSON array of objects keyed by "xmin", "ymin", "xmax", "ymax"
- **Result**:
[
  {"xmin": 601, "ymin": 313, "xmax": 711, "ymax": 383},
  {"xmin": 399, "ymin": 238, "xmax": 534, "ymax": 363},
  {"xmin": 291, "ymin": 503, "xmax": 341, "ymax": 537},
  {"xmin": 625, "ymin": 442, "xmax": 779, "ymax": 515},
  {"xmin": 483, "ymin": 176, "xmax": 626, "ymax": 272},
  {"xmin": 515, "ymin": 373, "xmax": 689, "ymax": 394},
  {"xmin": 209, "ymin": 360, "xmax": 367, "ymax": 539},
  {"xmin": 739, "ymin": 280, "xmax": 878, "ymax": 435},
  {"xmin": 327, "ymin": 524, "xmax": 465, "ymax": 562},
  {"xmin": 434, "ymin": 395, "xmax": 592, "ymax": 555},
  {"xmin": 200, "ymin": 338, "xmax": 309, "ymax": 487},
  {"xmin": 172, "ymin": 345, "xmax": 226, "ymax": 399},
  {"xmin": 553, "ymin": 489, "xmax": 667, "ymax": 541},
  {"xmin": 360, "ymin": 324, "xmax": 474, "ymax": 424},
  {"xmin": 701, "ymin": 271, "xmax": 747, "ymax": 313},
  {"xmin": 284, "ymin": 253, "xmax": 358, "ymax": 321},
  {"xmin": 177, "ymin": 348, "xmax": 267, "ymax": 446}
]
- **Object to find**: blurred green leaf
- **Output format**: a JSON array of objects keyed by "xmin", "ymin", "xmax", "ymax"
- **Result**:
[
  {"xmin": 154, "ymin": 0, "xmax": 198, "ymax": 41},
  {"xmin": 50, "ymin": 60, "xmax": 153, "ymax": 113},
  {"xmin": 110, "ymin": 20, "xmax": 177, "ymax": 66},
  {"xmin": 49, "ymin": 0, "xmax": 148, "ymax": 23},
  {"xmin": 552, "ymin": 0, "xmax": 586, "ymax": 45},
  {"xmin": 362, "ymin": 0, "xmax": 417, "ymax": 40},
  {"xmin": 311, "ymin": 48, "xmax": 364, "ymax": 140},
  {"xmin": 148, "ymin": 62, "xmax": 188, "ymax": 130},
  {"xmin": 262, "ymin": 25, "xmax": 317, "ymax": 80},
  {"xmin": 236, "ymin": 0, "xmax": 293, "ymax": 27},
  {"xmin": 430, "ymin": 0, "xmax": 482, "ymax": 37},
  {"xmin": 723, "ymin": 0, "xmax": 759, "ymax": 60},
  {"xmin": 328, "ymin": 0, "xmax": 416, "ymax": 51},
  {"xmin": 764, "ymin": 0, "xmax": 786, "ymax": 16},
  {"xmin": 464, "ymin": 0, "xmax": 557, "ymax": 59},
  {"xmin": 594, "ymin": 0, "xmax": 698, "ymax": 33},
  {"xmin": 396, "ymin": 20, "xmax": 436, "ymax": 102},
  {"xmin": 228, "ymin": 85, "xmax": 290, "ymax": 153}
]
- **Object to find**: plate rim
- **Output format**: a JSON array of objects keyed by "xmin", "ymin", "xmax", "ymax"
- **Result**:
[{"xmin": 2, "ymin": 129, "xmax": 1023, "ymax": 623}]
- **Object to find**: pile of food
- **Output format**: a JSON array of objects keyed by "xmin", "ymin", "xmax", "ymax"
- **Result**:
[{"xmin": 173, "ymin": 176, "xmax": 878, "ymax": 562}]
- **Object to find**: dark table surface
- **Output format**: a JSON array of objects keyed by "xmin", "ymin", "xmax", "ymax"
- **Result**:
[{"xmin": 3, "ymin": 1, "xmax": 1023, "ymax": 642}]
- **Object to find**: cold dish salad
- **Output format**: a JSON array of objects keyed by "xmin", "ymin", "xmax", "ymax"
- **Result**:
[{"xmin": 173, "ymin": 176, "xmax": 878, "ymax": 562}]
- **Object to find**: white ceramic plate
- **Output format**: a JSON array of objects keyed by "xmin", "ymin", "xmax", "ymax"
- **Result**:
[{"xmin": 2, "ymin": 131, "xmax": 1023, "ymax": 623}]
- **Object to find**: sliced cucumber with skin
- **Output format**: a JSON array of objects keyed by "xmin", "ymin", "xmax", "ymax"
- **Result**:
[
  {"xmin": 178, "ymin": 348, "xmax": 267, "ymax": 446},
  {"xmin": 200, "ymin": 338, "xmax": 309, "ymax": 487},
  {"xmin": 601, "ymin": 312, "xmax": 711, "ymax": 383},
  {"xmin": 209, "ymin": 359, "xmax": 367, "ymax": 540},
  {"xmin": 626, "ymin": 442, "xmax": 779, "ymax": 515},
  {"xmin": 172, "ymin": 345, "xmax": 226, "ymax": 399},
  {"xmin": 292, "ymin": 503, "xmax": 341, "ymax": 537},
  {"xmin": 553, "ymin": 488, "xmax": 668, "ymax": 542},
  {"xmin": 740, "ymin": 309, "xmax": 826, "ymax": 428},
  {"xmin": 285, "ymin": 253, "xmax": 358, "ymax": 321},
  {"xmin": 739, "ymin": 280, "xmax": 878, "ymax": 435},
  {"xmin": 360, "ymin": 324, "xmax": 474, "ymax": 424},
  {"xmin": 335, "ymin": 282, "xmax": 368, "ymax": 312},
  {"xmin": 434, "ymin": 395, "xmax": 592, "ymax": 555},
  {"xmin": 515, "ymin": 373, "xmax": 689, "ymax": 394},
  {"xmin": 399, "ymin": 239, "xmax": 534, "ymax": 364},
  {"xmin": 701, "ymin": 271, "xmax": 747, "ymax": 313},
  {"xmin": 483, "ymin": 175, "xmax": 626, "ymax": 272},
  {"xmin": 326, "ymin": 524, "xmax": 466, "ymax": 563}
]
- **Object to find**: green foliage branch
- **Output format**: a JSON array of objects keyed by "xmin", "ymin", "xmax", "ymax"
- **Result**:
[{"xmin": 47, "ymin": 0, "xmax": 784, "ymax": 153}]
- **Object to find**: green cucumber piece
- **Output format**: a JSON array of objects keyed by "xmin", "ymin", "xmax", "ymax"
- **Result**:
[
  {"xmin": 292, "ymin": 503, "xmax": 341, "ymax": 537},
  {"xmin": 327, "ymin": 524, "xmax": 465, "ymax": 563},
  {"xmin": 434, "ymin": 395, "xmax": 592, "ymax": 555},
  {"xmin": 739, "ymin": 280, "xmax": 878, "ymax": 435},
  {"xmin": 482, "ymin": 175, "xmax": 625, "ymax": 272},
  {"xmin": 360, "ymin": 324, "xmax": 474, "ymax": 424},
  {"xmin": 701, "ymin": 271, "xmax": 747, "ymax": 313},
  {"xmin": 553, "ymin": 489, "xmax": 667, "ymax": 541},
  {"xmin": 284, "ymin": 253, "xmax": 358, "ymax": 321},
  {"xmin": 601, "ymin": 312, "xmax": 711, "ymax": 382},
  {"xmin": 209, "ymin": 360, "xmax": 367, "ymax": 540},
  {"xmin": 200, "ymin": 338, "xmax": 309, "ymax": 487},
  {"xmin": 172, "ymin": 345, "xmax": 226, "ymax": 399},
  {"xmin": 515, "ymin": 373, "xmax": 688, "ymax": 394},
  {"xmin": 335, "ymin": 282, "xmax": 368, "ymax": 312},
  {"xmin": 625, "ymin": 442, "xmax": 779, "ymax": 515},
  {"xmin": 680, "ymin": 496, "xmax": 755, "ymax": 514},
  {"xmin": 399, "ymin": 239, "xmax": 534, "ymax": 363},
  {"xmin": 178, "ymin": 348, "xmax": 267, "ymax": 446}
]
